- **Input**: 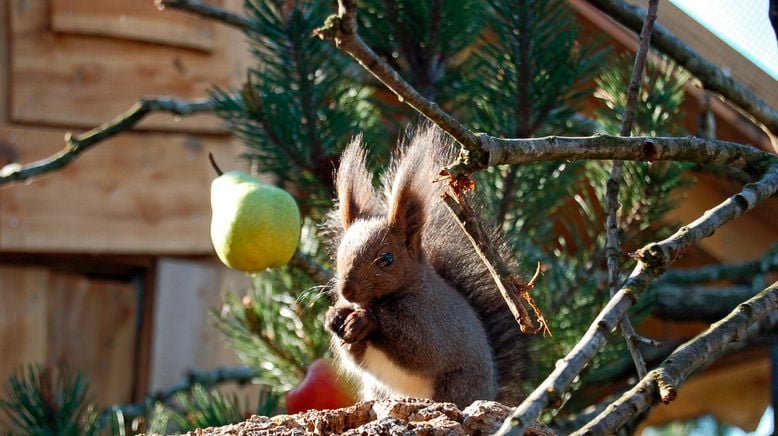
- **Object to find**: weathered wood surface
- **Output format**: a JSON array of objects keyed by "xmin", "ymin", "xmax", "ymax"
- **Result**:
[
  {"xmin": 10, "ymin": 0, "xmax": 246, "ymax": 132},
  {"xmin": 52, "ymin": 0, "xmax": 219, "ymax": 51},
  {"xmin": 0, "ymin": 126, "xmax": 244, "ymax": 253},
  {"xmin": 187, "ymin": 398, "xmax": 553, "ymax": 436},
  {"xmin": 0, "ymin": 265, "xmax": 138, "ymax": 408},
  {"xmin": 149, "ymin": 258, "xmax": 253, "ymax": 393}
]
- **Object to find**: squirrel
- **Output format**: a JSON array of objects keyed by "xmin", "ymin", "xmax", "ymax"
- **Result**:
[{"xmin": 324, "ymin": 125, "xmax": 529, "ymax": 408}]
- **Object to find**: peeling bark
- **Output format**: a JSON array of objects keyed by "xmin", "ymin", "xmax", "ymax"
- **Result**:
[{"xmin": 186, "ymin": 398, "xmax": 553, "ymax": 436}]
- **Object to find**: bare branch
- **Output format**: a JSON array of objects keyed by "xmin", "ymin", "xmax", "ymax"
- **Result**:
[
  {"xmin": 605, "ymin": 0, "xmax": 659, "ymax": 380},
  {"xmin": 586, "ymin": 0, "xmax": 778, "ymax": 136},
  {"xmin": 618, "ymin": 0, "xmax": 659, "ymax": 137},
  {"xmin": 155, "ymin": 0, "xmax": 250, "ymax": 30},
  {"xmin": 482, "ymin": 134, "xmax": 775, "ymax": 176},
  {"xmin": 0, "ymin": 97, "xmax": 214, "ymax": 187},
  {"xmin": 496, "ymin": 163, "xmax": 778, "ymax": 435},
  {"xmin": 576, "ymin": 280, "xmax": 778, "ymax": 434}
]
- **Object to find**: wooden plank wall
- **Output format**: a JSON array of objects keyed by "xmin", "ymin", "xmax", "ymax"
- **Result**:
[
  {"xmin": 2, "ymin": 0, "xmax": 249, "ymax": 254},
  {"xmin": 0, "ymin": 0, "xmax": 253, "ymax": 413},
  {"xmin": 0, "ymin": 265, "xmax": 139, "ymax": 408}
]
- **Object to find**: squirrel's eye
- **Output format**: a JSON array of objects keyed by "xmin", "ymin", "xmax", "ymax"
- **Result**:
[{"xmin": 378, "ymin": 251, "xmax": 394, "ymax": 267}]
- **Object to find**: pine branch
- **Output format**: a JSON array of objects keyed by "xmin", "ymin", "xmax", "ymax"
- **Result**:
[
  {"xmin": 604, "ymin": 0, "xmax": 659, "ymax": 381},
  {"xmin": 576, "ymin": 280, "xmax": 778, "ymax": 434},
  {"xmin": 156, "ymin": 0, "xmax": 250, "ymax": 30},
  {"xmin": 496, "ymin": 161, "xmax": 778, "ymax": 435},
  {"xmin": 289, "ymin": 251, "xmax": 334, "ymax": 285},
  {"xmin": 585, "ymin": 0, "xmax": 778, "ymax": 136},
  {"xmin": 0, "ymin": 365, "xmax": 98, "ymax": 435},
  {"xmin": 101, "ymin": 366, "xmax": 259, "ymax": 422},
  {"xmin": 657, "ymin": 245, "xmax": 778, "ymax": 284},
  {"xmin": 649, "ymin": 284, "xmax": 759, "ymax": 322},
  {"xmin": 0, "ymin": 97, "xmax": 214, "ymax": 187}
]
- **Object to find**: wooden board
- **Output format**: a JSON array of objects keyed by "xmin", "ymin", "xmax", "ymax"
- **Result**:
[
  {"xmin": 46, "ymin": 270, "xmax": 138, "ymax": 408},
  {"xmin": 51, "ymin": 0, "xmax": 219, "ymax": 52},
  {"xmin": 149, "ymin": 258, "xmax": 259, "ymax": 400},
  {"xmin": 0, "ymin": 0, "xmax": 8, "ymax": 122},
  {"xmin": 0, "ymin": 266, "xmax": 48, "ymax": 379},
  {"xmin": 0, "ymin": 126, "xmax": 245, "ymax": 253},
  {"xmin": 9, "ymin": 0, "xmax": 247, "ymax": 132},
  {"xmin": 0, "ymin": 264, "xmax": 139, "ymax": 409}
]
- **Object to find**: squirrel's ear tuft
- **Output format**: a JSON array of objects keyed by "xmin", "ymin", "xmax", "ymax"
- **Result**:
[
  {"xmin": 388, "ymin": 187, "xmax": 425, "ymax": 256},
  {"xmin": 336, "ymin": 135, "xmax": 381, "ymax": 229}
]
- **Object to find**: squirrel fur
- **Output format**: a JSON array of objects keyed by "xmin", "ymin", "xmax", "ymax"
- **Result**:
[{"xmin": 324, "ymin": 126, "xmax": 529, "ymax": 408}]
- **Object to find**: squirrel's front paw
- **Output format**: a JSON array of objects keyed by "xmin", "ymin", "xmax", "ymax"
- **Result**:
[
  {"xmin": 325, "ymin": 306, "xmax": 352, "ymax": 338},
  {"xmin": 341, "ymin": 309, "xmax": 375, "ymax": 343}
]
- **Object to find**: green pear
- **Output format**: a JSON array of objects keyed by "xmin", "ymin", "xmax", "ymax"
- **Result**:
[{"xmin": 210, "ymin": 170, "xmax": 301, "ymax": 273}]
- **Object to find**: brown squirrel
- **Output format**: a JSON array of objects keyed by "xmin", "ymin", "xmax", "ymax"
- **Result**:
[{"xmin": 324, "ymin": 126, "xmax": 529, "ymax": 408}]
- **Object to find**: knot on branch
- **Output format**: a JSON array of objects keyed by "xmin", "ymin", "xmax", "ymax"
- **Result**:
[
  {"xmin": 313, "ymin": 15, "xmax": 344, "ymax": 40},
  {"xmin": 640, "ymin": 140, "xmax": 658, "ymax": 162},
  {"xmin": 655, "ymin": 371, "xmax": 677, "ymax": 404},
  {"xmin": 632, "ymin": 242, "xmax": 670, "ymax": 268}
]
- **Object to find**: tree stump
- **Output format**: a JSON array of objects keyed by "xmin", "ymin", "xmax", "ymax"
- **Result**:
[{"xmin": 185, "ymin": 397, "xmax": 553, "ymax": 435}]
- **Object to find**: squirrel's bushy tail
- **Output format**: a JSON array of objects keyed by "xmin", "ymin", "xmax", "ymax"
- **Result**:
[{"xmin": 382, "ymin": 125, "xmax": 530, "ymax": 404}]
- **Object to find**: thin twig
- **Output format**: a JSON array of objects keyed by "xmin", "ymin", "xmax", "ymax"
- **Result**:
[
  {"xmin": 155, "ymin": 0, "xmax": 251, "ymax": 30},
  {"xmin": 440, "ymin": 191, "xmax": 549, "ymax": 336},
  {"xmin": 575, "ymin": 280, "xmax": 778, "ymax": 434},
  {"xmin": 618, "ymin": 0, "xmax": 658, "ymax": 136},
  {"xmin": 0, "ymin": 97, "xmax": 214, "ymax": 187},
  {"xmin": 586, "ymin": 0, "xmax": 778, "ymax": 136},
  {"xmin": 496, "ymin": 162, "xmax": 778, "ymax": 435},
  {"xmin": 605, "ymin": 0, "xmax": 659, "ymax": 380}
]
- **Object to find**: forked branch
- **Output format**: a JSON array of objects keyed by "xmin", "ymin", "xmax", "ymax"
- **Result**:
[
  {"xmin": 575, "ymin": 280, "xmax": 778, "ymax": 434},
  {"xmin": 496, "ymin": 162, "xmax": 778, "ymax": 434}
]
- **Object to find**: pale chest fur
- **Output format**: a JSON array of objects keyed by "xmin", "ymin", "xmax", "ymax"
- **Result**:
[{"xmin": 361, "ymin": 344, "xmax": 434, "ymax": 399}]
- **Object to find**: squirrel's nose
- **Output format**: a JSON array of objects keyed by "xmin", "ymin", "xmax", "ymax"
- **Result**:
[{"xmin": 339, "ymin": 278, "xmax": 356, "ymax": 301}]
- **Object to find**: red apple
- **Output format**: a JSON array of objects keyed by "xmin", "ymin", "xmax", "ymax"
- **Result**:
[{"xmin": 285, "ymin": 359, "xmax": 356, "ymax": 414}]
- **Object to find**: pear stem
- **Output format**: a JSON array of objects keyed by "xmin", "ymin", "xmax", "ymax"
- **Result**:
[{"xmin": 208, "ymin": 152, "xmax": 224, "ymax": 176}]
